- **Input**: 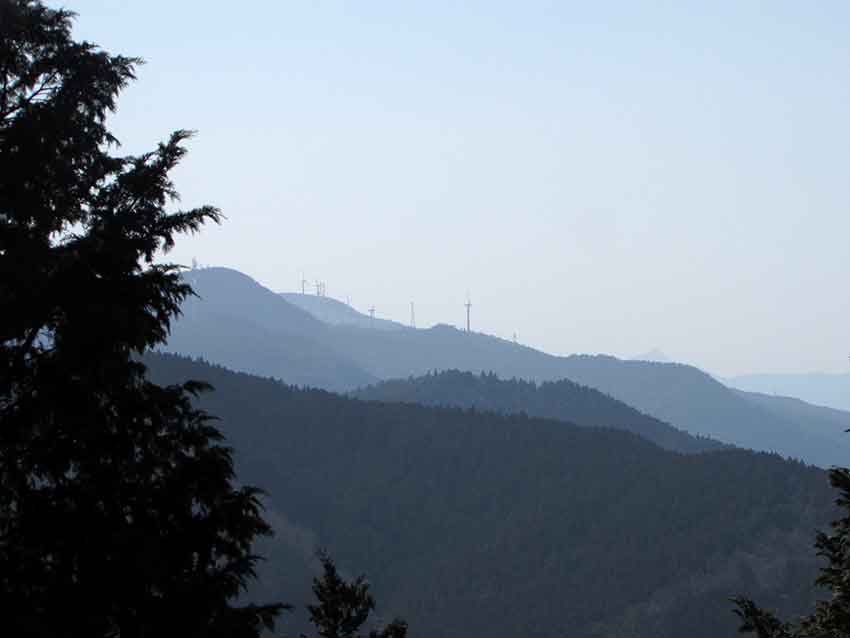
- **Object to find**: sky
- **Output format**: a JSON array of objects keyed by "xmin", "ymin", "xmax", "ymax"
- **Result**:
[{"xmin": 58, "ymin": 1, "xmax": 850, "ymax": 377}]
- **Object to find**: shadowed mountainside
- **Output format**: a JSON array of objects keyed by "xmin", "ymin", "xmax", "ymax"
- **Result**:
[
  {"xmin": 354, "ymin": 369, "xmax": 723, "ymax": 454},
  {"xmin": 145, "ymin": 353, "xmax": 834, "ymax": 638}
]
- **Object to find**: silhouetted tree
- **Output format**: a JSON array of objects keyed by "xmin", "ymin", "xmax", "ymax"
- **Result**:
[
  {"xmin": 305, "ymin": 552, "xmax": 407, "ymax": 638},
  {"xmin": 732, "ymin": 467, "xmax": 850, "ymax": 637},
  {"xmin": 0, "ymin": 2, "xmax": 284, "ymax": 636}
]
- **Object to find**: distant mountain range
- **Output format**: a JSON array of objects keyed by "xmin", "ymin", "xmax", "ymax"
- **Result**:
[
  {"xmin": 164, "ymin": 267, "xmax": 850, "ymax": 467},
  {"xmin": 727, "ymin": 371, "xmax": 850, "ymax": 412},
  {"xmin": 171, "ymin": 268, "xmax": 374, "ymax": 391},
  {"xmin": 145, "ymin": 352, "xmax": 835, "ymax": 638},
  {"xmin": 631, "ymin": 347, "xmax": 672, "ymax": 363}
]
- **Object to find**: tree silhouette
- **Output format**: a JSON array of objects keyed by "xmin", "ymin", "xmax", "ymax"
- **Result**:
[
  {"xmin": 732, "ymin": 467, "xmax": 850, "ymax": 637},
  {"xmin": 0, "ymin": 2, "xmax": 284, "ymax": 636},
  {"xmin": 305, "ymin": 552, "xmax": 407, "ymax": 638}
]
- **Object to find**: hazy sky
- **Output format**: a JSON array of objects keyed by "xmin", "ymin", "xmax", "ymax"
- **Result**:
[{"xmin": 60, "ymin": 1, "xmax": 850, "ymax": 376}]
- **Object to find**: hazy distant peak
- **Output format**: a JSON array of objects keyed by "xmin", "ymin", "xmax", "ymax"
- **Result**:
[
  {"xmin": 630, "ymin": 348, "xmax": 671, "ymax": 363},
  {"xmin": 279, "ymin": 292, "xmax": 407, "ymax": 331}
]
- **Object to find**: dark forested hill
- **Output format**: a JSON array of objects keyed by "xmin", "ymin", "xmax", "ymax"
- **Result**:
[
  {"xmin": 145, "ymin": 353, "xmax": 834, "ymax": 638},
  {"xmin": 163, "ymin": 267, "xmax": 850, "ymax": 467},
  {"xmin": 354, "ymin": 370, "xmax": 722, "ymax": 454}
]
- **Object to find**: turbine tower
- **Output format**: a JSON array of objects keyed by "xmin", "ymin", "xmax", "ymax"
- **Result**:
[{"xmin": 465, "ymin": 292, "xmax": 472, "ymax": 333}]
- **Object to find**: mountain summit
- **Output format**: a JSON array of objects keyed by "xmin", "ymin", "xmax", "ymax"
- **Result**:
[{"xmin": 631, "ymin": 348, "xmax": 672, "ymax": 363}]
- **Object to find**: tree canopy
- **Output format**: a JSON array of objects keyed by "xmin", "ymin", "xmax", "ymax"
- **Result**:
[
  {"xmin": 305, "ymin": 552, "xmax": 407, "ymax": 638},
  {"xmin": 0, "ymin": 2, "xmax": 283, "ymax": 635},
  {"xmin": 733, "ymin": 466, "xmax": 850, "ymax": 637}
]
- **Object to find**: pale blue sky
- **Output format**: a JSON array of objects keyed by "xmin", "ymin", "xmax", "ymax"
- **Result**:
[{"xmin": 59, "ymin": 1, "xmax": 850, "ymax": 375}]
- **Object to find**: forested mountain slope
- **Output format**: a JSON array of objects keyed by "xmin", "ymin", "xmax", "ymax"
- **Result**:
[
  {"xmin": 146, "ymin": 353, "xmax": 835, "ymax": 638},
  {"xmin": 354, "ymin": 370, "xmax": 722, "ymax": 454}
]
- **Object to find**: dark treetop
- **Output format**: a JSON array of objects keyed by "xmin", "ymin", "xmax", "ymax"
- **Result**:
[{"xmin": 0, "ymin": 2, "xmax": 283, "ymax": 635}]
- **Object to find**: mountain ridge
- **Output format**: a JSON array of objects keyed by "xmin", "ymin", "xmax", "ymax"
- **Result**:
[
  {"xmin": 728, "ymin": 371, "xmax": 850, "ymax": 412},
  {"xmin": 353, "ymin": 369, "xmax": 723, "ymax": 455},
  {"xmin": 164, "ymin": 266, "xmax": 850, "ymax": 467},
  {"xmin": 280, "ymin": 292, "xmax": 407, "ymax": 331}
]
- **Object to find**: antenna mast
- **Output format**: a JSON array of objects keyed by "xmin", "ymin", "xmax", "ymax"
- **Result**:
[
  {"xmin": 410, "ymin": 301, "xmax": 416, "ymax": 329},
  {"xmin": 465, "ymin": 292, "xmax": 472, "ymax": 333}
]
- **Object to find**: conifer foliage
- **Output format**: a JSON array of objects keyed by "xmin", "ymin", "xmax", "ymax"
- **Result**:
[
  {"xmin": 0, "ymin": 2, "xmax": 283, "ymax": 635},
  {"xmin": 733, "ymin": 466, "xmax": 850, "ymax": 637},
  {"xmin": 305, "ymin": 553, "xmax": 407, "ymax": 638}
]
